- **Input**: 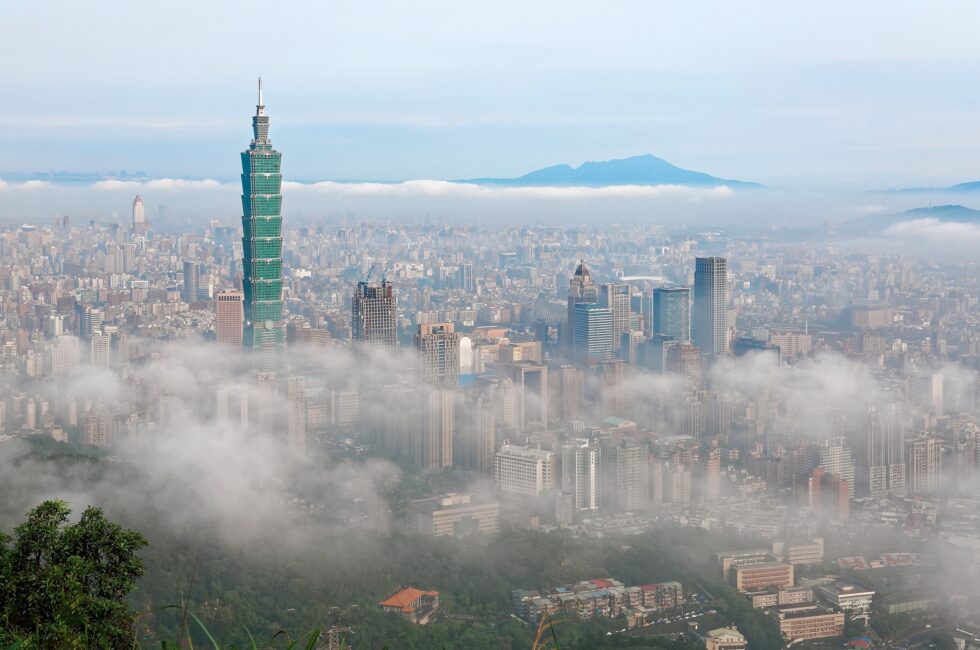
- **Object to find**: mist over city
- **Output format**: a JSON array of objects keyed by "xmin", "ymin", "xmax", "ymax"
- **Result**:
[{"xmin": 2, "ymin": 2, "xmax": 980, "ymax": 650}]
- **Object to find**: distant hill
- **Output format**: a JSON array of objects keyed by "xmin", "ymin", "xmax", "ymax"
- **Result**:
[
  {"xmin": 459, "ymin": 154, "xmax": 762, "ymax": 188},
  {"xmin": 844, "ymin": 204, "xmax": 980, "ymax": 234},
  {"xmin": 948, "ymin": 180, "xmax": 980, "ymax": 192}
]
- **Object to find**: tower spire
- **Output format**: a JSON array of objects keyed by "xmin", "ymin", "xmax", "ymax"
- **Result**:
[{"xmin": 256, "ymin": 77, "xmax": 265, "ymax": 116}]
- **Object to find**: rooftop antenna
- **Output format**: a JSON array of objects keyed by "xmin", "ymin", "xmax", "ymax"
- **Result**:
[{"xmin": 256, "ymin": 77, "xmax": 266, "ymax": 116}]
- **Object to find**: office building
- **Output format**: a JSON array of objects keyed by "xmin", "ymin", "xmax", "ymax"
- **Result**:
[
  {"xmin": 599, "ymin": 283, "xmax": 631, "ymax": 351},
  {"xmin": 816, "ymin": 583, "xmax": 874, "ymax": 616},
  {"xmin": 90, "ymin": 332, "xmax": 111, "ymax": 368},
  {"xmin": 511, "ymin": 362, "xmax": 548, "ymax": 432},
  {"xmin": 494, "ymin": 445, "xmax": 557, "ymax": 496},
  {"xmin": 406, "ymin": 493, "xmax": 499, "ymax": 537},
  {"xmin": 132, "ymin": 194, "xmax": 146, "ymax": 234},
  {"xmin": 417, "ymin": 387, "xmax": 454, "ymax": 469},
  {"xmin": 564, "ymin": 260, "xmax": 598, "ymax": 356},
  {"xmin": 182, "ymin": 260, "xmax": 200, "ymax": 303},
  {"xmin": 416, "ymin": 322, "xmax": 460, "ymax": 388},
  {"xmin": 652, "ymin": 287, "xmax": 690, "ymax": 343},
  {"xmin": 240, "ymin": 79, "xmax": 285, "ymax": 372},
  {"xmin": 352, "ymin": 279, "xmax": 397, "ymax": 347},
  {"xmin": 693, "ymin": 257, "xmax": 727, "ymax": 355},
  {"xmin": 865, "ymin": 404, "xmax": 906, "ymax": 497},
  {"xmin": 215, "ymin": 290, "xmax": 244, "ymax": 347},
  {"xmin": 573, "ymin": 303, "xmax": 613, "ymax": 364}
]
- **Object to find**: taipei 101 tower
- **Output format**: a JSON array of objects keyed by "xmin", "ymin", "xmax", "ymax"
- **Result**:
[{"xmin": 240, "ymin": 78, "xmax": 284, "ymax": 372}]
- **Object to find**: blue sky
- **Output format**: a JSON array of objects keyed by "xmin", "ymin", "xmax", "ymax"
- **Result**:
[{"xmin": 6, "ymin": 1, "xmax": 980, "ymax": 187}]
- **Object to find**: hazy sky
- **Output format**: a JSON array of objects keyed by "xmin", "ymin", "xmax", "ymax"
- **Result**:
[{"xmin": 5, "ymin": 1, "xmax": 980, "ymax": 187}]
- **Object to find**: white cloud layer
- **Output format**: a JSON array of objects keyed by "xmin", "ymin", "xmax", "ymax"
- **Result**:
[
  {"xmin": 882, "ymin": 217, "xmax": 980, "ymax": 246},
  {"xmin": 92, "ymin": 178, "xmax": 227, "ymax": 192},
  {"xmin": 282, "ymin": 179, "xmax": 734, "ymax": 201}
]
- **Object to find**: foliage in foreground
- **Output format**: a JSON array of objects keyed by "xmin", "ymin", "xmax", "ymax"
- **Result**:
[{"xmin": 0, "ymin": 499, "xmax": 147, "ymax": 648}]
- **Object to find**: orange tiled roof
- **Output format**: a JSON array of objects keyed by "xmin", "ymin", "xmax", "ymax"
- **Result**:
[{"xmin": 378, "ymin": 587, "xmax": 438, "ymax": 612}]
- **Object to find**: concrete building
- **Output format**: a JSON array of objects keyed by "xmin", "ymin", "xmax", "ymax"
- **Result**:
[
  {"xmin": 732, "ymin": 562, "xmax": 794, "ymax": 592},
  {"xmin": 703, "ymin": 627, "xmax": 748, "ymax": 650},
  {"xmin": 816, "ymin": 582, "xmax": 874, "ymax": 616},
  {"xmin": 406, "ymin": 492, "xmax": 499, "ymax": 537},
  {"xmin": 215, "ymin": 290, "xmax": 244, "ymax": 346},
  {"xmin": 907, "ymin": 436, "xmax": 943, "ymax": 493},
  {"xmin": 416, "ymin": 322, "xmax": 460, "ymax": 389},
  {"xmin": 769, "ymin": 604, "xmax": 844, "ymax": 643},
  {"xmin": 651, "ymin": 286, "xmax": 690, "ymax": 343},
  {"xmin": 599, "ymin": 283, "xmax": 631, "ymax": 351},
  {"xmin": 495, "ymin": 445, "xmax": 557, "ymax": 496},
  {"xmin": 772, "ymin": 538, "xmax": 824, "ymax": 565},
  {"xmin": 561, "ymin": 438, "xmax": 602, "ymax": 512},
  {"xmin": 693, "ymin": 257, "xmax": 727, "ymax": 355},
  {"xmin": 352, "ymin": 278, "xmax": 397, "ymax": 347}
]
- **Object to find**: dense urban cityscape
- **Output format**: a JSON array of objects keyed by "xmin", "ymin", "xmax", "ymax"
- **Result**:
[{"xmin": 3, "ymin": 3, "xmax": 980, "ymax": 649}]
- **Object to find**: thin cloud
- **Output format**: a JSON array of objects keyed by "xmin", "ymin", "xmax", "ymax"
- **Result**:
[{"xmin": 0, "ymin": 179, "xmax": 53, "ymax": 191}]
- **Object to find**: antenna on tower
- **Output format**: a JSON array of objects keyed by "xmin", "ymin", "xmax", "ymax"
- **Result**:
[{"xmin": 258, "ymin": 77, "xmax": 264, "ymax": 106}]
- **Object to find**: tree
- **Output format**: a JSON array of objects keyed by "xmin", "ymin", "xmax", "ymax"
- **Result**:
[{"xmin": 0, "ymin": 499, "xmax": 148, "ymax": 648}]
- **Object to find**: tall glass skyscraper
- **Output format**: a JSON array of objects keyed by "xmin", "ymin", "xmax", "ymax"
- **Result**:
[
  {"xmin": 693, "ymin": 257, "xmax": 728, "ymax": 355},
  {"xmin": 241, "ymin": 79, "xmax": 284, "ymax": 372},
  {"xmin": 573, "ymin": 303, "xmax": 613, "ymax": 364},
  {"xmin": 652, "ymin": 287, "xmax": 691, "ymax": 343}
]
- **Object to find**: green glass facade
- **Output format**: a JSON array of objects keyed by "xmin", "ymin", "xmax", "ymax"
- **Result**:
[{"xmin": 241, "ymin": 80, "xmax": 284, "ymax": 372}]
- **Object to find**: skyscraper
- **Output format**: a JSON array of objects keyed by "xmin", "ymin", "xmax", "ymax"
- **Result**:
[
  {"xmin": 352, "ymin": 279, "xmax": 397, "ymax": 347},
  {"xmin": 286, "ymin": 376, "xmax": 307, "ymax": 454},
  {"xmin": 215, "ymin": 290, "xmax": 245, "ymax": 346},
  {"xmin": 182, "ymin": 260, "xmax": 200, "ymax": 303},
  {"xmin": 564, "ymin": 260, "xmax": 598, "ymax": 357},
  {"xmin": 415, "ymin": 322, "xmax": 460, "ymax": 388},
  {"xmin": 573, "ymin": 303, "xmax": 613, "ymax": 364},
  {"xmin": 693, "ymin": 257, "xmax": 728, "ymax": 355},
  {"xmin": 599, "ymin": 283, "xmax": 631, "ymax": 351},
  {"xmin": 132, "ymin": 195, "xmax": 145, "ymax": 234},
  {"xmin": 241, "ymin": 78, "xmax": 284, "ymax": 373},
  {"xmin": 652, "ymin": 287, "xmax": 691, "ymax": 343},
  {"xmin": 561, "ymin": 439, "xmax": 601, "ymax": 512}
]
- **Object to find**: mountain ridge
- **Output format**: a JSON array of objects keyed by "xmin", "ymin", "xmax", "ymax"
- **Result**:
[{"xmin": 458, "ymin": 154, "xmax": 763, "ymax": 188}]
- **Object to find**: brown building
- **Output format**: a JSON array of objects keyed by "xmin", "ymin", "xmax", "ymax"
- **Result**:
[
  {"xmin": 769, "ymin": 604, "xmax": 844, "ymax": 643},
  {"xmin": 703, "ymin": 627, "xmax": 748, "ymax": 650},
  {"xmin": 214, "ymin": 290, "xmax": 244, "ymax": 346},
  {"xmin": 733, "ymin": 562, "xmax": 794, "ymax": 592}
]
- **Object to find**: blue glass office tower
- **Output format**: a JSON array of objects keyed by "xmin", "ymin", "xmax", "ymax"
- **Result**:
[
  {"xmin": 652, "ymin": 287, "xmax": 691, "ymax": 343},
  {"xmin": 241, "ymin": 79, "xmax": 284, "ymax": 372}
]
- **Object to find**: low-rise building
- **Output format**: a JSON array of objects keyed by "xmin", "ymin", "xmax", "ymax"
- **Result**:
[
  {"xmin": 405, "ymin": 492, "xmax": 499, "ymax": 537},
  {"xmin": 769, "ymin": 604, "xmax": 844, "ymax": 643},
  {"xmin": 746, "ymin": 585, "xmax": 813, "ymax": 609},
  {"xmin": 703, "ymin": 626, "xmax": 748, "ymax": 650},
  {"xmin": 817, "ymin": 582, "xmax": 874, "ymax": 616},
  {"xmin": 733, "ymin": 562, "xmax": 794, "ymax": 592},
  {"xmin": 772, "ymin": 537, "xmax": 824, "ymax": 565},
  {"xmin": 378, "ymin": 586, "xmax": 440, "ymax": 624}
]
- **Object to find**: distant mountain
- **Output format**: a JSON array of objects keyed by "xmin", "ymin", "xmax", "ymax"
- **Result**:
[
  {"xmin": 459, "ymin": 154, "xmax": 762, "ymax": 188},
  {"xmin": 948, "ymin": 180, "xmax": 980, "ymax": 192},
  {"xmin": 844, "ymin": 204, "xmax": 980, "ymax": 235}
]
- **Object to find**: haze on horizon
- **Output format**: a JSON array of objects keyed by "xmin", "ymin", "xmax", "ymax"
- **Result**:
[{"xmin": 5, "ymin": 0, "xmax": 980, "ymax": 189}]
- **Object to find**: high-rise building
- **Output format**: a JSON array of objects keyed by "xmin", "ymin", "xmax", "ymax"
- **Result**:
[
  {"xmin": 132, "ymin": 195, "xmax": 145, "ymax": 234},
  {"xmin": 50, "ymin": 335, "xmax": 80, "ymax": 375},
  {"xmin": 215, "ymin": 290, "xmax": 245, "ymax": 346},
  {"xmin": 907, "ymin": 437, "xmax": 943, "ymax": 493},
  {"xmin": 415, "ymin": 322, "xmax": 460, "ymax": 388},
  {"xmin": 287, "ymin": 376, "xmax": 307, "ymax": 454},
  {"xmin": 510, "ymin": 362, "xmax": 548, "ymax": 432},
  {"xmin": 417, "ymin": 387, "xmax": 454, "ymax": 469},
  {"xmin": 599, "ymin": 283, "xmax": 631, "ymax": 351},
  {"xmin": 561, "ymin": 439, "xmax": 601, "ymax": 512},
  {"xmin": 693, "ymin": 257, "xmax": 728, "ymax": 355},
  {"xmin": 603, "ymin": 439, "xmax": 649, "ymax": 512},
  {"xmin": 573, "ymin": 303, "xmax": 613, "ymax": 364},
  {"xmin": 564, "ymin": 260, "xmax": 598, "ymax": 356},
  {"xmin": 352, "ymin": 279, "xmax": 397, "ymax": 347},
  {"xmin": 865, "ymin": 404, "xmax": 906, "ymax": 497},
  {"xmin": 494, "ymin": 445, "xmax": 557, "ymax": 496},
  {"xmin": 90, "ymin": 332, "xmax": 111, "ymax": 368},
  {"xmin": 652, "ymin": 287, "xmax": 691, "ymax": 343},
  {"xmin": 182, "ymin": 260, "xmax": 200, "ymax": 304},
  {"xmin": 819, "ymin": 436, "xmax": 855, "ymax": 499},
  {"xmin": 241, "ymin": 78, "xmax": 285, "ymax": 373}
]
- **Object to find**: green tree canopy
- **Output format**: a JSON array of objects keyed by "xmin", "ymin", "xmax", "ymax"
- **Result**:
[{"xmin": 0, "ymin": 499, "xmax": 148, "ymax": 649}]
